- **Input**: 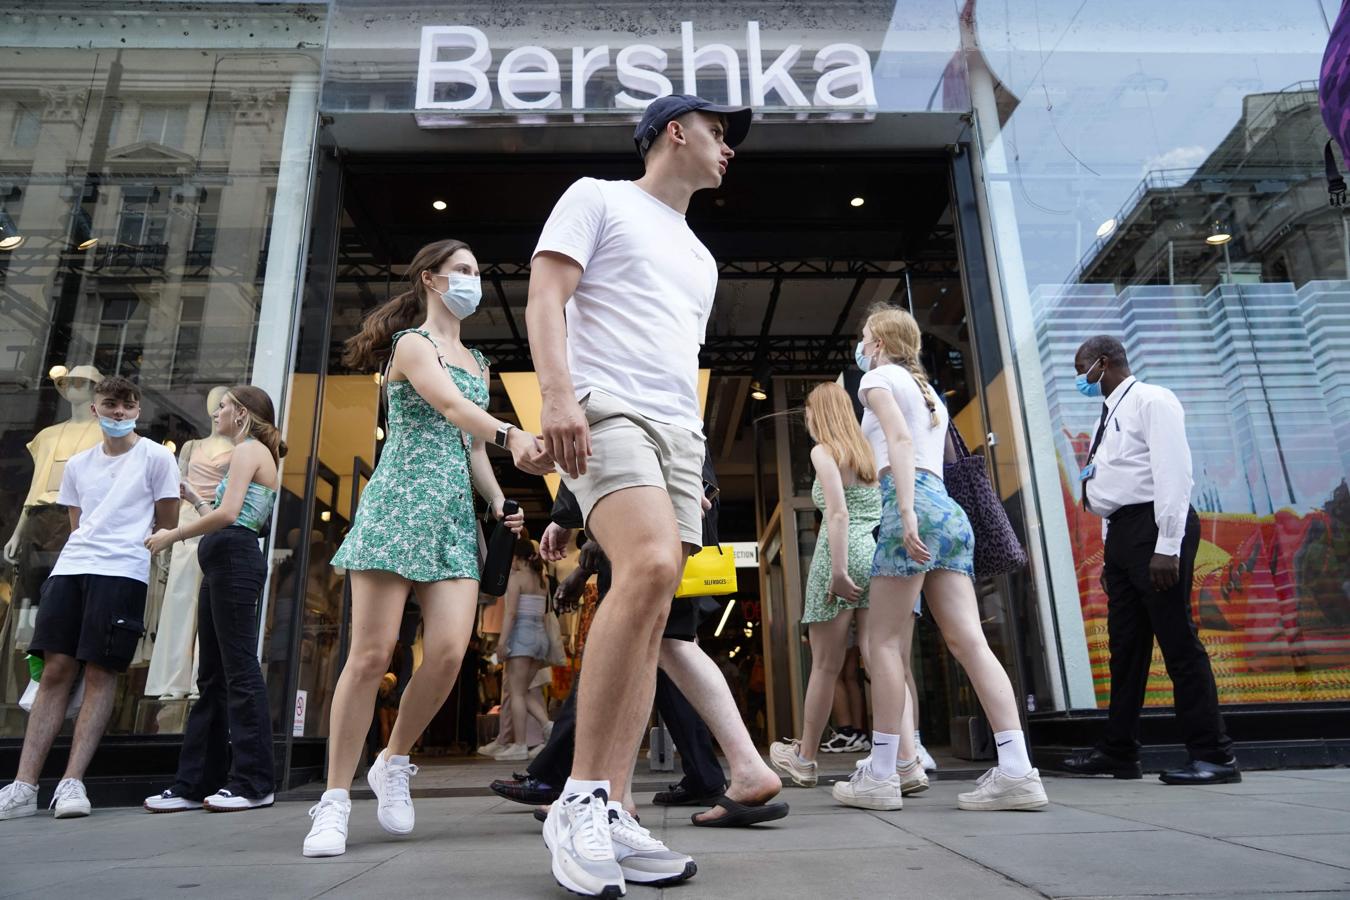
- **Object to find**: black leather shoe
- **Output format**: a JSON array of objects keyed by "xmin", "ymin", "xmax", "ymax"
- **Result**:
[
  {"xmin": 652, "ymin": 781, "xmax": 726, "ymax": 806},
  {"xmin": 1059, "ymin": 749, "xmax": 1143, "ymax": 779},
  {"xmin": 1159, "ymin": 759, "xmax": 1241, "ymax": 785},
  {"xmin": 490, "ymin": 775, "xmax": 561, "ymax": 806}
]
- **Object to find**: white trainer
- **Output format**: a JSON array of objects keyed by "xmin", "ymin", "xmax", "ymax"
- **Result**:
[
  {"xmin": 303, "ymin": 790, "xmax": 352, "ymax": 857},
  {"xmin": 367, "ymin": 749, "xmax": 417, "ymax": 834},
  {"xmin": 0, "ymin": 781, "xmax": 38, "ymax": 820},
  {"xmin": 769, "ymin": 739, "xmax": 818, "ymax": 788},
  {"xmin": 204, "ymin": 789, "xmax": 275, "ymax": 812},
  {"xmin": 493, "ymin": 742, "xmax": 530, "ymax": 761},
  {"xmin": 917, "ymin": 739, "xmax": 938, "ymax": 772},
  {"xmin": 607, "ymin": 803, "xmax": 695, "ymax": 887},
  {"xmin": 476, "ymin": 739, "xmax": 504, "ymax": 758},
  {"xmin": 51, "ymin": 778, "xmax": 90, "ymax": 818},
  {"xmin": 542, "ymin": 789, "xmax": 625, "ymax": 898},
  {"xmin": 854, "ymin": 757, "xmax": 930, "ymax": 796},
  {"xmin": 957, "ymin": 767, "xmax": 1049, "ymax": 812},
  {"xmin": 832, "ymin": 765, "xmax": 903, "ymax": 811},
  {"xmin": 143, "ymin": 788, "xmax": 200, "ymax": 813}
]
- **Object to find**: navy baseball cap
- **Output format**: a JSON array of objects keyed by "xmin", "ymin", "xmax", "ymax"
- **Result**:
[{"xmin": 634, "ymin": 94, "xmax": 752, "ymax": 158}]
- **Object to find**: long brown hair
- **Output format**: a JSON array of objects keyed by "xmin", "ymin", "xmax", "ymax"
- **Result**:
[
  {"xmin": 512, "ymin": 527, "xmax": 546, "ymax": 582},
  {"xmin": 225, "ymin": 385, "xmax": 287, "ymax": 463},
  {"xmin": 805, "ymin": 382, "xmax": 877, "ymax": 484},
  {"xmin": 342, "ymin": 238, "xmax": 473, "ymax": 371},
  {"xmin": 865, "ymin": 303, "xmax": 939, "ymax": 428}
]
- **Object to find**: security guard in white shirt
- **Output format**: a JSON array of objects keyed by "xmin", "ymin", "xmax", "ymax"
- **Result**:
[{"xmin": 1060, "ymin": 336, "xmax": 1239, "ymax": 786}]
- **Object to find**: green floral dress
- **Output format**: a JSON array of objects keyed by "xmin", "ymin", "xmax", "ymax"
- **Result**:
[
  {"xmin": 802, "ymin": 478, "xmax": 882, "ymax": 624},
  {"xmin": 331, "ymin": 329, "xmax": 489, "ymax": 582}
]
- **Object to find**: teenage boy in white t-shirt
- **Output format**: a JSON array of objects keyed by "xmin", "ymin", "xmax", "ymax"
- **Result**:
[
  {"xmin": 0, "ymin": 376, "xmax": 179, "ymax": 820},
  {"xmin": 527, "ymin": 94, "xmax": 750, "ymax": 897}
]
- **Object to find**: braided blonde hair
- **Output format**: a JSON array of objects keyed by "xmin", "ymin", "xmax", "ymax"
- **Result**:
[{"xmin": 864, "ymin": 304, "xmax": 939, "ymax": 428}]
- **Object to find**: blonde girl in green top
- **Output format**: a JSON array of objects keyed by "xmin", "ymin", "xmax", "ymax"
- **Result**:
[{"xmin": 769, "ymin": 382, "xmax": 881, "ymax": 788}]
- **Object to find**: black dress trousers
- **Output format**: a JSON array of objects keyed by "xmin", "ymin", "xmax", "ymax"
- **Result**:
[{"xmin": 1098, "ymin": 504, "xmax": 1233, "ymax": 764}]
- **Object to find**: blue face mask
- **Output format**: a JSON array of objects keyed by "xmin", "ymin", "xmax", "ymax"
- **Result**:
[
  {"xmin": 855, "ymin": 340, "xmax": 873, "ymax": 373},
  {"xmin": 1075, "ymin": 358, "xmax": 1105, "ymax": 398},
  {"xmin": 436, "ymin": 274, "xmax": 482, "ymax": 320},
  {"xmin": 99, "ymin": 416, "xmax": 137, "ymax": 438}
]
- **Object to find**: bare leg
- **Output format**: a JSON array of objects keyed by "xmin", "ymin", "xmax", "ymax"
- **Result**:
[
  {"xmin": 572, "ymin": 487, "xmax": 684, "ymax": 800},
  {"xmin": 507, "ymin": 656, "xmax": 534, "ymax": 743},
  {"xmin": 522, "ymin": 660, "xmax": 551, "ymax": 729},
  {"xmin": 386, "ymin": 579, "xmax": 479, "ymax": 756},
  {"xmin": 659, "ymin": 639, "xmax": 781, "ymax": 824},
  {"xmin": 798, "ymin": 612, "xmax": 854, "ymax": 763},
  {"xmin": 864, "ymin": 575, "xmax": 922, "ymax": 736},
  {"xmin": 924, "ymin": 571, "xmax": 1020, "ymax": 732},
  {"xmin": 325, "ymin": 570, "xmax": 408, "ymax": 791},
  {"xmin": 61, "ymin": 663, "xmax": 118, "ymax": 781},
  {"xmin": 15, "ymin": 653, "xmax": 80, "ymax": 784}
]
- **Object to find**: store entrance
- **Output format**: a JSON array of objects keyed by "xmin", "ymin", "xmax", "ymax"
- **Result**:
[{"xmin": 282, "ymin": 146, "xmax": 1022, "ymax": 773}]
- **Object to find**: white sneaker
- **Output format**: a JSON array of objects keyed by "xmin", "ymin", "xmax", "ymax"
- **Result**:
[
  {"xmin": 204, "ymin": 789, "xmax": 275, "ymax": 812},
  {"xmin": 543, "ymin": 789, "xmax": 625, "ymax": 898},
  {"xmin": 832, "ymin": 765, "xmax": 903, "ymax": 811},
  {"xmin": 957, "ymin": 767, "xmax": 1049, "ymax": 811},
  {"xmin": 493, "ymin": 742, "xmax": 529, "ymax": 761},
  {"xmin": 527, "ymin": 742, "xmax": 545, "ymax": 760},
  {"xmin": 366, "ymin": 749, "xmax": 417, "ymax": 835},
  {"xmin": 769, "ymin": 739, "xmax": 818, "ymax": 788},
  {"xmin": 477, "ymin": 739, "xmax": 504, "ymax": 758},
  {"xmin": 917, "ymin": 741, "xmax": 938, "ymax": 772},
  {"xmin": 0, "ymin": 781, "xmax": 38, "ymax": 820},
  {"xmin": 51, "ymin": 778, "xmax": 90, "ymax": 818},
  {"xmin": 854, "ymin": 757, "xmax": 930, "ymax": 796},
  {"xmin": 607, "ymin": 802, "xmax": 695, "ymax": 887},
  {"xmin": 144, "ymin": 787, "xmax": 200, "ymax": 813},
  {"xmin": 303, "ymin": 790, "xmax": 352, "ymax": 857}
]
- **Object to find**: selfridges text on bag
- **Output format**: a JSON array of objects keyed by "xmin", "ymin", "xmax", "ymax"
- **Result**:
[{"xmin": 675, "ymin": 545, "xmax": 737, "ymax": 597}]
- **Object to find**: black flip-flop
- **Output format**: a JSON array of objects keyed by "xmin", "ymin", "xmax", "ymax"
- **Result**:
[{"xmin": 690, "ymin": 795, "xmax": 789, "ymax": 828}]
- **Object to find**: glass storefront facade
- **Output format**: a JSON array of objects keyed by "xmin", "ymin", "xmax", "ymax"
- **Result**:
[{"xmin": 1, "ymin": 1, "xmax": 1345, "ymax": 780}]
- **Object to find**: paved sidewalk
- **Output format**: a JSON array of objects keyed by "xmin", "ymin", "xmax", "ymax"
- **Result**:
[{"xmin": 3, "ymin": 768, "xmax": 1350, "ymax": 899}]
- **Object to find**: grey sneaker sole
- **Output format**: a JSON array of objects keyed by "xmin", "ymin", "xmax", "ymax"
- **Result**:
[
  {"xmin": 621, "ymin": 859, "xmax": 697, "ymax": 886},
  {"xmin": 900, "ymin": 779, "xmax": 930, "ymax": 796},
  {"xmin": 543, "ymin": 816, "xmax": 625, "ymax": 898}
]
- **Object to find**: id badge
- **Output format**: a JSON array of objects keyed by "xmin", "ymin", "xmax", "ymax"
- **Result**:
[{"xmin": 1079, "ymin": 462, "xmax": 1096, "ymax": 482}]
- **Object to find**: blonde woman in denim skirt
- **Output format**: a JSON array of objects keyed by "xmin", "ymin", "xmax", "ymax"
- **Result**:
[{"xmin": 834, "ymin": 304, "xmax": 1048, "ymax": 813}]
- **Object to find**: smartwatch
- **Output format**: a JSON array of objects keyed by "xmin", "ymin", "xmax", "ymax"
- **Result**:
[{"xmin": 494, "ymin": 423, "xmax": 516, "ymax": 449}]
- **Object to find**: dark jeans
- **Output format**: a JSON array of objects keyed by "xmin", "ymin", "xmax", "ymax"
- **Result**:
[
  {"xmin": 174, "ymin": 527, "xmax": 276, "ymax": 799},
  {"xmin": 1099, "ymin": 505, "xmax": 1233, "ymax": 764}
]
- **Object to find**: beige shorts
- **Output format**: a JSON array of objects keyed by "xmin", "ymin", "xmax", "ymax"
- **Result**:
[{"xmin": 562, "ymin": 391, "xmax": 705, "ymax": 548}]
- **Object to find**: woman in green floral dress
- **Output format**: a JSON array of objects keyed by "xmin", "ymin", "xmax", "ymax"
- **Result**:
[
  {"xmin": 303, "ymin": 239, "xmax": 553, "ymax": 860},
  {"xmin": 769, "ymin": 383, "xmax": 881, "ymax": 789}
]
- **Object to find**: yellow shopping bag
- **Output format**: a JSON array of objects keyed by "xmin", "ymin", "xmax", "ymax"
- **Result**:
[{"xmin": 675, "ymin": 545, "xmax": 737, "ymax": 597}]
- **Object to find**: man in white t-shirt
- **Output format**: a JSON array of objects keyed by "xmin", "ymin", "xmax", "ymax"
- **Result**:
[
  {"xmin": 0, "ymin": 376, "xmax": 179, "ymax": 821},
  {"xmin": 527, "ymin": 94, "xmax": 750, "ymax": 897}
]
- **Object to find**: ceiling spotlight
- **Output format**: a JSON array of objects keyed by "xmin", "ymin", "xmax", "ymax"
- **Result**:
[
  {"xmin": 77, "ymin": 237, "xmax": 99, "ymax": 250},
  {"xmin": 749, "ymin": 380, "xmax": 767, "ymax": 401},
  {"xmin": 320, "ymin": 510, "xmax": 332, "ymax": 522},
  {"xmin": 432, "ymin": 199, "xmax": 448, "ymax": 211},
  {"xmin": 375, "ymin": 426, "xmax": 386, "ymax": 441},
  {"xmin": 1205, "ymin": 221, "xmax": 1232, "ymax": 245},
  {"xmin": 0, "ymin": 209, "xmax": 22, "ymax": 250},
  {"xmin": 163, "ymin": 440, "xmax": 177, "ymax": 454},
  {"xmin": 372, "ymin": 372, "xmax": 383, "ymax": 385},
  {"xmin": 1095, "ymin": 217, "xmax": 1117, "ymax": 239},
  {"xmin": 0, "ymin": 234, "xmax": 23, "ymax": 250},
  {"xmin": 849, "ymin": 196, "xmax": 865, "ymax": 208},
  {"xmin": 49, "ymin": 365, "xmax": 69, "ymax": 380}
]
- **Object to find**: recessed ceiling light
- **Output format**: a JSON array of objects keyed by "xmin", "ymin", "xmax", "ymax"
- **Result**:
[
  {"xmin": 78, "ymin": 237, "xmax": 99, "ymax": 250},
  {"xmin": 432, "ymin": 199, "xmax": 447, "ymax": 211},
  {"xmin": 0, "ymin": 235, "xmax": 24, "ymax": 250},
  {"xmin": 850, "ymin": 196, "xmax": 865, "ymax": 208},
  {"xmin": 1095, "ymin": 218, "xmax": 1117, "ymax": 239}
]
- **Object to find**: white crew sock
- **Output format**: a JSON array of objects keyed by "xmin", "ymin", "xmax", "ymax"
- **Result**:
[
  {"xmin": 994, "ymin": 730, "xmax": 1033, "ymax": 777},
  {"xmin": 563, "ymin": 777, "xmax": 611, "ymax": 801},
  {"xmin": 320, "ymin": 787, "xmax": 349, "ymax": 802},
  {"xmin": 869, "ymin": 731, "xmax": 900, "ymax": 779}
]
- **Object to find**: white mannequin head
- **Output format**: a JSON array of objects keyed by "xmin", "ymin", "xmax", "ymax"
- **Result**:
[
  {"xmin": 53, "ymin": 365, "xmax": 102, "ymax": 417},
  {"xmin": 206, "ymin": 385, "xmax": 230, "ymax": 434}
]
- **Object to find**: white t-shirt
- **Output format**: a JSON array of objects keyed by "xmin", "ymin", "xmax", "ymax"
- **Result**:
[
  {"xmin": 51, "ymin": 438, "xmax": 181, "ymax": 583},
  {"xmin": 533, "ymin": 178, "xmax": 718, "ymax": 434},
  {"xmin": 859, "ymin": 365, "xmax": 949, "ymax": 478}
]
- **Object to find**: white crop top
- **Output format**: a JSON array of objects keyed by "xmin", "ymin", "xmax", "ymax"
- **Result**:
[
  {"xmin": 858, "ymin": 364, "xmax": 949, "ymax": 478},
  {"xmin": 517, "ymin": 593, "xmax": 547, "ymax": 617}
]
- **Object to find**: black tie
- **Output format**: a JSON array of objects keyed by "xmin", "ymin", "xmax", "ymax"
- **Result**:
[{"xmin": 1082, "ymin": 403, "xmax": 1108, "ymax": 511}]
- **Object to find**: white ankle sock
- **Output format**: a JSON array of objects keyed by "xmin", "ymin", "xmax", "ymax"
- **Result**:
[
  {"xmin": 320, "ymin": 788, "xmax": 349, "ymax": 802},
  {"xmin": 563, "ymin": 777, "xmax": 611, "ymax": 801},
  {"xmin": 914, "ymin": 730, "xmax": 923, "ymax": 745},
  {"xmin": 994, "ymin": 730, "xmax": 1032, "ymax": 777},
  {"xmin": 869, "ymin": 731, "xmax": 899, "ymax": 778}
]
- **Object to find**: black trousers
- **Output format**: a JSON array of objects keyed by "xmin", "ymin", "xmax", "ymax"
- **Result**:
[
  {"xmin": 1098, "ymin": 505, "xmax": 1232, "ymax": 764},
  {"xmin": 174, "ymin": 527, "xmax": 276, "ymax": 799},
  {"xmin": 654, "ymin": 669, "xmax": 726, "ymax": 794}
]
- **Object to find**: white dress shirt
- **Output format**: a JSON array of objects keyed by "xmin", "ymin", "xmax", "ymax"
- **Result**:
[{"xmin": 1084, "ymin": 376, "xmax": 1194, "ymax": 556}]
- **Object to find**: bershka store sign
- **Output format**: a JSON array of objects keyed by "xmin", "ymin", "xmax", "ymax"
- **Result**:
[{"xmin": 414, "ymin": 21, "xmax": 877, "ymax": 115}]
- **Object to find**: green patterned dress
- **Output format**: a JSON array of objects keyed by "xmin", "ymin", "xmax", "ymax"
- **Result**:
[
  {"xmin": 802, "ymin": 478, "xmax": 882, "ymax": 624},
  {"xmin": 331, "ymin": 329, "xmax": 489, "ymax": 582}
]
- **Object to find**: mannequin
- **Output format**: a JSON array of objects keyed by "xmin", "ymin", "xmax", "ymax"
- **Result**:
[{"xmin": 144, "ymin": 386, "xmax": 233, "ymax": 700}]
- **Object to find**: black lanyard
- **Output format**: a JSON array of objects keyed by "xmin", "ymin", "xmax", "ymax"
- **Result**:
[{"xmin": 1085, "ymin": 380, "xmax": 1139, "ymax": 467}]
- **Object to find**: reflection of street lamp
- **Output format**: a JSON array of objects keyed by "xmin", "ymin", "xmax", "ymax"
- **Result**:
[{"xmin": 1207, "ymin": 221, "xmax": 1233, "ymax": 283}]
